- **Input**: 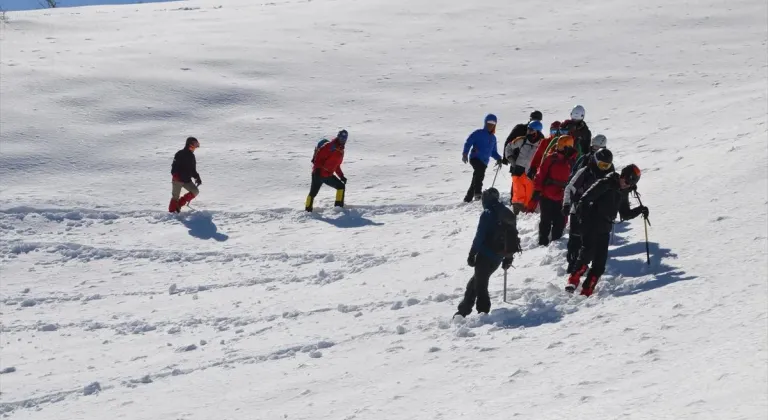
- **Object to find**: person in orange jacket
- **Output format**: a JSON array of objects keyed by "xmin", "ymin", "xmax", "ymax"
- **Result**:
[
  {"xmin": 530, "ymin": 135, "xmax": 577, "ymax": 246},
  {"xmin": 305, "ymin": 130, "xmax": 348, "ymax": 212}
]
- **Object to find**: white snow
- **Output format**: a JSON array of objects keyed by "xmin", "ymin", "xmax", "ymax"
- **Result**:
[{"xmin": 1, "ymin": 0, "xmax": 767, "ymax": 419}]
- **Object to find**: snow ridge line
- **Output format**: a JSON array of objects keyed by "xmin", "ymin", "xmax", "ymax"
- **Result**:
[
  {"xmin": 0, "ymin": 326, "xmax": 400, "ymax": 413},
  {"xmin": 0, "ymin": 384, "xmax": 117, "ymax": 414},
  {"xmin": 0, "ymin": 239, "xmax": 393, "ymax": 268},
  {"xmin": 0, "ymin": 202, "xmax": 463, "ymax": 224},
  {"xmin": 1, "ymin": 291, "xmax": 465, "ymax": 334}
]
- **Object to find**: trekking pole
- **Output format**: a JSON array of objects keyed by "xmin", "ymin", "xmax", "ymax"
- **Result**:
[
  {"xmin": 491, "ymin": 164, "xmax": 501, "ymax": 188},
  {"xmin": 503, "ymin": 268, "xmax": 508, "ymax": 303},
  {"xmin": 643, "ymin": 217, "xmax": 650, "ymax": 265},
  {"xmin": 633, "ymin": 190, "xmax": 651, "ymax": 265}
]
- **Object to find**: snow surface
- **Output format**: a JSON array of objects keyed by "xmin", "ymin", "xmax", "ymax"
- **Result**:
[
  {"xmin": 0, "ymin": 0, "xmax": 176, "ymax": 12},
  {"xmin": 1, "ymin": 0, "xmax": 767, "ymax": 418}
]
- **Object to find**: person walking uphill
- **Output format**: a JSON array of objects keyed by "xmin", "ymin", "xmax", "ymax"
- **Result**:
[
  {"xmin": 563, "ymin": 147, "xmax": 615, "ymax": 273},
  {"xmin": 455, "ymin": 188, "xmax": 521, "ymax": 318},
  {"xmin": 505, "ymin": 120, "xmax": 544, "ymax": 213},
  {"xmin": 169, "ymin": 136, "xmax": 202, "ymax": 213},
  {"xmin": 462, "ymin": 114, "xmax": 503, "ymax": 203},
  {"xmin": 559, "ymin": 105, "xmax": 592, "ymax": 157},
  {"xmin": 305, "ymin": 130, "xmax": 348, "ymax": 212},
  {"xmin": 530, "ymin": 135, "xmax": 577, "ymax": 246},
  {"xmin": 503, "ymin": 110, "xmax": 544, "ymax": 163},
  {"xmin": 566, "ymin": 164, "xmax": 649, "ymax": 296}
]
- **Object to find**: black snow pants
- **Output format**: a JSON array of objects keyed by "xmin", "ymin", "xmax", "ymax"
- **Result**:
[
  {"xmin": 464, "ymin": 158, "xmax": 487, "ymax": 202},
  {"xmin": 539, "ymin": 197, "xmax": 566, "ymax": 246},
  {"xmin": 574, "ymin": 231, "xmax": 611, "ymax": 291},
  {"xmin": 566, "ymin": 213, "xmax": 582, "ymax": 271},
  {"xmin": 306, "ymin": 170, "xmax": 346, "ymax": 211},
  {"xmin": 308, "ymin": 171, "xmax": 345, "ymax": 197},
  {"xmin": 457, "ymin": 254, "xmax": 502, "ymax": 316}
]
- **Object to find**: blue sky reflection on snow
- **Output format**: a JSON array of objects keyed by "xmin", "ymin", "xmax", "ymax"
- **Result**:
[{"xmin": 0, "ymin": 0, "xmax": 178, "ymax": 11}]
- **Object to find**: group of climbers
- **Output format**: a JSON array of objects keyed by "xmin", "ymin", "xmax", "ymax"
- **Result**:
[
  {"xmin": 163, "ymin": 104, "xmax": 649, "ymax": 313},
  {"xmin": 456, "ymin": 106, "xmax": 650, "ymax": 316}
]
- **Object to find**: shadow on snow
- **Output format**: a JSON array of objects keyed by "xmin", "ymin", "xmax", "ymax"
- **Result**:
[
  {"xmin": 455, "ymin": 220, "xmax": 697, "ymax": 331},
  {"xmin": 310, "ymin": 208, "xmax": 385, "ymax": 228},
  {"xmin": 178, "ymin": 211, "xmax": 229, "ymax": 241}
]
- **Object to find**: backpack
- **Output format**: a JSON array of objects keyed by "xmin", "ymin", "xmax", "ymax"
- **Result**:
[
  {"xmin": 487, "ymin": 214, "xmax": 522, "ymax": 258},
  {"xmin": 569, "ymin": 153, "xmax": 590, "ymax": 181},
  {"xmin": 311, "ymin": 139, "xmax": 330, "ymax": 163}
]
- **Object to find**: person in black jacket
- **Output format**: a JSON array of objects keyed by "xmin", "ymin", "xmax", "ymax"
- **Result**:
[
  {"xmin": 169, "ymin": 137, "xmax": 202, "ymax": 213},
  {"xmin": 562, "ymin": 148, "xmax": 615, "ymax": 273},
  {"xmin": 455, "ymin": 188, "xmax": 521, "ymax": 318},
  {"xmin": 566, "ymin": 164, "xmax": 649, "ymax": 296},
  {"xmin": 559, "ymin": 105, "xmax": 592, "ymax": 157}
]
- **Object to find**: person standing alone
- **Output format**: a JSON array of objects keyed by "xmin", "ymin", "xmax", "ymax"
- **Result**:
[
  {"xmin": 462, "ymin": 114, "xmax": 503, "ymax": 203},
  {"xmin": 169, "ymin": 136, "xmax": 202, "ymax": 213},
  {"xmin": 305, "ymin": 130, "xmax": 348, "ymax": 212}
]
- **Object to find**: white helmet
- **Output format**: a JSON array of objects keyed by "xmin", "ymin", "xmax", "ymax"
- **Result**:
[
  {"xmin": 591, "ymin": 134, "xmax": 607, "ymax": 148},
  {"xmin": 570, "ymin": 105, "xmax": 585, "ymax": 121}
]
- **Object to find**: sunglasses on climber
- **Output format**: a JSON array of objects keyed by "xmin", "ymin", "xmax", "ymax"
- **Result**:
[{"xmin": 595, "ymin": 160, "xmax": 612, "ymax": 170}]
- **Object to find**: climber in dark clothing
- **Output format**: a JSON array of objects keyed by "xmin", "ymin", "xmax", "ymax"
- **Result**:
[
  {"xmin": 455, "ymin": 188, "xmax": 521, "ymax": 317},
  {"xmin": 566, "ymin": 164, "xmax": 649, "ymax": 296}
]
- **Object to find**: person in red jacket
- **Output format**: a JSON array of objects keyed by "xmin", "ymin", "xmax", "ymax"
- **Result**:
[
  {"xmin": 531, "ymin": 135, "xmax": 577, "ymax": 246},
  {"xmin": 528, "ymin": 121, "xmax": 562, "ymax": 180},
  {"xmin": 305, "ymin": 130, "xmax": 348, "ymax": 212}
]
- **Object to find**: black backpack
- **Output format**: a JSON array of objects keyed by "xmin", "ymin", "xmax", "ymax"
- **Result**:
[{"xmin": 487, "ymin": 215, "xmax": 522, "ymax": 258}]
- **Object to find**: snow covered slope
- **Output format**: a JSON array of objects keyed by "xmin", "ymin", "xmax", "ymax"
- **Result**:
[
  {"xmin": 0, "ymin": 0, "xmax": 176, "ymax": 12},
  {"xmin": 1, "ymin": 0, "xmax": 766, "ymax": 418}
]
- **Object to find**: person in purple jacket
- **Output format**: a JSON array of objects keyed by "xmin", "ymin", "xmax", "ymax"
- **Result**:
[{"xmin": 462, "ymin": 114, "xmax": 503, "ymax": 202}]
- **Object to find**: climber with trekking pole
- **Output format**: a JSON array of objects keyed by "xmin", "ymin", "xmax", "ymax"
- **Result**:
[
  {"xmin": 462, "ymin": 114, "xmax": 503, "ymax": 203},
  {"xmin": 565, "ymin": 164, "xmax": 650, "ymax": 296},
  {"xmin": 454, "ymin": 188, "xmax": 521, "ymax": 318}
]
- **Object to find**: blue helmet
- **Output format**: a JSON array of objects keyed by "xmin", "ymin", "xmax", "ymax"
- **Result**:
[
  {"xmin": 484, "ymin": 114, "xmax": 497, "ymax": 125},
  {"xmin": 528, "ymin": 120, "xmax": 543, "ymax": 132},
  {"xmin": 337, "ymin": 129, "xmax": 348, "ymax": 142}
]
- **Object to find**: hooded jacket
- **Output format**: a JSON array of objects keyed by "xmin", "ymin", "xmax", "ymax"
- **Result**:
[
  {"xmin": 463, "ymin": 115, "xmax": 502, "ymax": 166},
  {"xmin": 312, "ymin": 138, "xmax": 346, "ymax": 178},
  {"xmin": 470, "ymin": 195, "xmax": 519, "ymax": 263}
]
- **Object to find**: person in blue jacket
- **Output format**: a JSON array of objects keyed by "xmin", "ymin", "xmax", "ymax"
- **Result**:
[
  {"xmin": 455, "ymin": 188, "xmax": 521, "ymax": 318},
  {"xmin": 462, "ymin": 114, "xmax": 503, "ymax": 202}
]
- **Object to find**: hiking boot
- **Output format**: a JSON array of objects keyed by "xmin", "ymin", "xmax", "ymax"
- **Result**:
[
  {"xmin": 567, "ymin": 264, "xmax": 587, "ymax": 290},
  {"xmin": 168, "ymin": 198, "xmax": 180, "ymax": 213},
  {"xmin": 580, "ymin": 274, "xmax": 600, "ymax": 297}
]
